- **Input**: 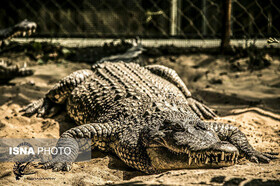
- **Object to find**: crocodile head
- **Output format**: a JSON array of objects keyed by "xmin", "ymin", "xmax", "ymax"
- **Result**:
[
  {"xmin": 13, "ymin": 19, "xmax": 37, "ymax": 37},
  {"xmin": 144, "ymin": 118, "xmax": 239, "ymax": 170}
]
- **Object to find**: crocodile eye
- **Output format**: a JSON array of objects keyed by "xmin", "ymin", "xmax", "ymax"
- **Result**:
[
  {"xmin": 161, "ymin": 120, "xmax": 184, "ymax": 132},
  {"xmin": 172, "ymin": 123, "xmax": 184, "ymax": 132}
]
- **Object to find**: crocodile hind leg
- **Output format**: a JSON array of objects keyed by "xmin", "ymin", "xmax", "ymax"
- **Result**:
[
  {"xmin": 21, "ymin": 69, "xmax": 94, "ymax": 117},
  {"xmin": 145, "ymin": 65, "xmax": 216, "ymax": 119}
]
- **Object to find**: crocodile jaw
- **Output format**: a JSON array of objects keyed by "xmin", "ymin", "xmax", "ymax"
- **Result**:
[{"xmin": 147, "ymin": 147, "xmax": 239, "ymax": 170}]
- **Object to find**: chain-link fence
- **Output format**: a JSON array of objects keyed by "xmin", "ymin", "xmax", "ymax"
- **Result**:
[{"xmin": 1, "ymin": 0, "xmax": 280, "ymax": 43}]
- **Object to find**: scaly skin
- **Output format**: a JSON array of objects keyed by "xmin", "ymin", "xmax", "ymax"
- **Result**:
[
  {"xmin": 98, "ymin": 38, "xmax": 145, "ymax": 64},
  {"xmin": 0, "ymin": 19, "xmax": 36, "ymax": 83},
  {"xmin": 0, "ymin": 19, "xmax": 36, "ymax": 44},
  {"xmin": 21, "ymin": 62, "xmax": 277, "ymax": 174},
  {"xmin": 0, "ymin": 60, "xmax": 34, "ymax": 84}
]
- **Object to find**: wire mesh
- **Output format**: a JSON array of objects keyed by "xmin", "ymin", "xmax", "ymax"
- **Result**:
[
  {"xmin": 232, "ymin": 0, "xmax": 280, "ymax": 38},
  {"xmin": 0, "ymin": 0, "xmax": 279, "ymax": 39}
]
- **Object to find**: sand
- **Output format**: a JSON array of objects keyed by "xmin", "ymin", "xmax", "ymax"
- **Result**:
[{"xmin": 0, "ymin": 54, "xmax": 279, "ymax": 185}]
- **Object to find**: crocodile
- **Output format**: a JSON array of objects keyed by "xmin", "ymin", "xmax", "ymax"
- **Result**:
[
  {"xmin": 98, "ymin": 38, "xmax": 145, "ymax": 65},
  {"xmin": 0, "ymin": 19, "xmax": 37, "ymax": 47},
  {"xmin": 0, "ymin": 19, "xmax": 36, "ymax": 83},
  {"xmin": 0, "ymin": 60, "xmax": 34, "ymax": 84},
  {"xmin": 21, "ymin": 61, "xmax": 277, "ymax": 174}
]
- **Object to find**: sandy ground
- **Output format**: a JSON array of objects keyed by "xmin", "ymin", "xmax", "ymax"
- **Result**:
[{"xmin": 0, "ymin": 54, "xmax": 280, "ymax": 185}]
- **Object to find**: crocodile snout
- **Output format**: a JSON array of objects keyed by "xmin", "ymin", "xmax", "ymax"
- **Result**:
[{"xmin": 211, "ymin": 141, "xmax": 239, "ymax": 154}]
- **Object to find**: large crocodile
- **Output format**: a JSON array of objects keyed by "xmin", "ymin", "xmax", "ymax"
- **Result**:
[
  {"xmin": 21, "ymin": 61, "xmax": 277, "ymax": 174},
  {"xmin": 0, "ymin": 19, "xmax": 36, "ymax": 83}
]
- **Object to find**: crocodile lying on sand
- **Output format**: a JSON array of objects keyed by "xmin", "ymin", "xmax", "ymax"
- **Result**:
[
  {"xmin": 0, "ymin": 60, "xmax": 34, "ymax": 84},
  {"xmin": 0, "ymin": 60, "xmax": 33, "ymax": 84},
  {"xmin": 0, "ymin": 19, "xmax": 36, "ymax": 83},
  {"xmin": 21, "ymin": 61, "xmax": 277, "ymax": 174}
]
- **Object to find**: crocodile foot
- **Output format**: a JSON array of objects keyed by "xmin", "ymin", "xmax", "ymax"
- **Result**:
[
  {"xmin": 41, "ymin": 161, "xmax": 72, "ymax": 172},
  {"xmin": 20, "ymin": 98, "xmax": 61, "ymax": 118},
  {"xmin": 249, "ymin": 151, "xmax": 278, "ymax": 163},
  {"xmin": 186, "ymin": 97, "xmax": 217, "ymax": 119}
]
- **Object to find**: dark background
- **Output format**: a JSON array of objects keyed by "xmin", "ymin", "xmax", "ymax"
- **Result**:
[{"xmin": 0, "ymin": 0, "xmax": 279, "ymax": 38}]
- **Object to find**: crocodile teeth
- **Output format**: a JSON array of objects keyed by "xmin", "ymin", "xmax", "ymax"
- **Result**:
[
  {"xmin": 22, "ymin": 31, "xmax": 26, "ymax": 36},
  {"xmin": 221, "ymin": 152, "xmax": 225, "ymax": 161},
  {"xmin": 235, "ymin": 156, "xmax": 238, "ymax": 163},
  {"xmin": 216, "ymin": 156, "xmax": 218, "ymax": 162},
  {"xmin": 188, "ymin": 157, "xmax": 192, "ymax": 165},
  {"xmin": 205, "ymin": 157, "xmax": 209, "ymax": 164},
  {"xmin": 232, "ymin": 152, "xmax": 236, "ymax": 161}
]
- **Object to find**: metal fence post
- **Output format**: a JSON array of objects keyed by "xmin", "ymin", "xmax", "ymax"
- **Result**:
[
  {"xmin": 202, "ymin": 0, "xmax": 207, "ymax": 36},
  {"xmin": 221, "ymin": 0, "xmax": 232, "ymax": 51},
  {"xmin": 170, "ymin": 0, "xmax": 182, "ymax": 36}
]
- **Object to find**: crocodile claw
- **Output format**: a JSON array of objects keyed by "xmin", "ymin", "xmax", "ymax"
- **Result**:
[
  {"xmin": 186, "ymin": 98, "xmax": 217, "ymax": 119},
  {"xmin": 249, "ymin": 151, "xmax": 278, "ymax": 163},
  {"xmin": 20, "ymin": 98, "xmax": 61, "ymax": 118},
  {"xmin": 42, "ymin": 161, "xmax": 72, "ymax": 172},
  {"xmin": 20, "ymin": 98, "xmax": 44, "ymax": 117}
]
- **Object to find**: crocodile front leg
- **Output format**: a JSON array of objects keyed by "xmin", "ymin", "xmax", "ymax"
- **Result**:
[
  {"xmin": 146, "ymin": 64, "xmax": 216, "ymax": 119},
  {"xmin": 45, "ymin": 122, "xmax": 157, "ymax": 174},
  {"xmin": 43, "ymin": 122, "xmax": 116, "ymax": 171},
  {"xmin": 21, "ymin": 69, "xmax": 94, "ymax": 117},
  {"xmin": 204, "ymin": 121, "xmax": 278, "ymax": 162}
]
